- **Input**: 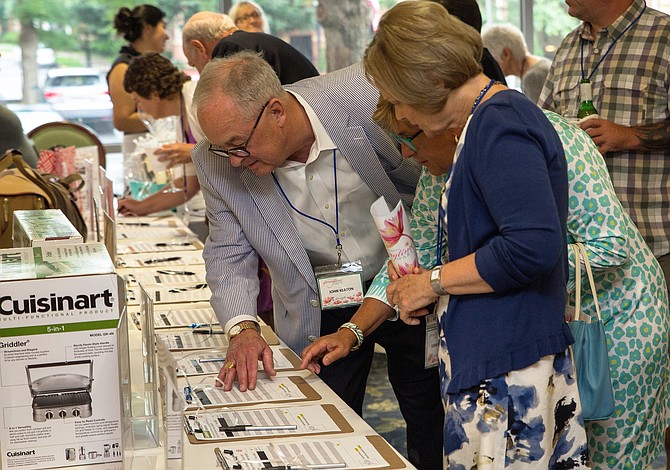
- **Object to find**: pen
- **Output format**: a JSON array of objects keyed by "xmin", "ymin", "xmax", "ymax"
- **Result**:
[
  {"xmin": 118, "ymin": 222, "xmax": 150, "ymax": 226},
  {"xmin": 198, "ymin": 357, "xmax": 226, "ymax": 363},
  {"xmin": 155, "ymin": 242, "xmax": 192, "ymax": 247},
  {"xmin": 218, "ymin": 424, "xmax": 298, "ymax": 432},
  {"xmin": 169, "ymin": 283, "xmax": 208, "ymax": 293},
  {"xmin": 192, "ymin": 329, "xmax": 226, "ymax": 335},
  {"xmin": 264, "ymin": 464, "xmax": 346, "ymax": 470},
  {"xmin": 144, "ymin": 256, "xmax": 181, "ymax": 264},
  {"xmin": 157, "ymin": 269, "xmax": 195, "ymax": 275},
  {"xmin": 214, "ymin": 447, "xmax": 230, "ymax": 470}
]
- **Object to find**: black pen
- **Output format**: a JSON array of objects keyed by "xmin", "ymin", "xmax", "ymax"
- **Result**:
[
  {"xmin": 264, "ymin": 464, "xmax": 346, "ymax": 470},
  {"xmin": 218, "ymin": 424, "xmax": 297, "ymax": 432},
  {"xmin": 169, "ymin": 283, "xmax": 208, "ymax": 293},
  {"xmin": 192, "ymin": 329, "xmax": 226, "ymax": 335},
  {"xmin": 118, "ymin": 222, "xmax": 150, "ymax": 226},
  {"xmin": 157, "ymin": 269, "xmax": 196, "ymax": 275},
  {"xmin": 144, "ymin": 256, "xmax": 181, "ymax": 264},
  {"xmin": 155, "ymin": 242, "xmax": 192, "ymax": 247}
]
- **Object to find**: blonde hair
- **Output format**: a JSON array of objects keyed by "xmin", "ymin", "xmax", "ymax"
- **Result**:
[
  {"xmin": 228, "ymin": 1, "xmax": 271, "ymax": 34},
  {"xmin": 372, "ymin": 95, "xmax": 399, "ymax": 134},
  {"xmin": 193, "ymin": 50, "xmax": 284, "ymax": 120},
  {"xmin": 364, "ymin": 0, "xmax": 483, "ymax": 114}
]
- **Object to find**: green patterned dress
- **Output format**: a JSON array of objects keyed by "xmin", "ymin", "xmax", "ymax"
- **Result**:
[
  {"xmin": 546, "ymin": 111, "xmax": 670, "ymax": 469},
  {"xmin": 367, "ymin": 110, "xmax": 670, "ymax": 469}
]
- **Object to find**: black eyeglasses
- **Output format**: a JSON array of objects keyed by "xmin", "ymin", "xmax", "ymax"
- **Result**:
[
  {"xmin": 389, "ymin": 129, "xmax": 424, "ymax": 152},
  {"xmin": 208, "ymin": 100, "xmax": 270, "ymax": 158},
  {"xmin": 238, "ymin": 11, "xmax": 260, "ymax": 22}
]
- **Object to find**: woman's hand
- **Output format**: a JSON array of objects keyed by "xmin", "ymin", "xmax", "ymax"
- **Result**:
[
  {"xmin": 156, "ymin": 143, "xmax": 195, "ymax": 167},
  {"xmin": 300, "ymin": 330, "xmax": 357, "ymax": 374},
  {"xmin": 117, "ymin": 198, "xmax": 148, "ymax": 216},
  {"xmin": 386, "ymin": 267, "xmax": 437, "ymax": 325}
]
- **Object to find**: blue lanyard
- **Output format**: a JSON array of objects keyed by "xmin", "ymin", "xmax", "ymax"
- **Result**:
[
  {"xmin": 435, "ymin": 80, "xmax": 495, "ymax": 264},
  {"xmin": 580, "ymin": 3, "xmax": 646, "ymax": 81},
  {"xmin": 272, "ymin": 149, "xmax": 342, "ymax": 262}
]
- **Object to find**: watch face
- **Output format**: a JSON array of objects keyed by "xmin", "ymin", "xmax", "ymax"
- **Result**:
[{"xmin": 229, "ymin": 325, "xmax": 241, "ymax": 336}]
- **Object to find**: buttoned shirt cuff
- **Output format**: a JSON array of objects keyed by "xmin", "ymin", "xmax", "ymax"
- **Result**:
[{"xmin": 223, "ymin": 314, "xmax": 260, "ymax": 336}]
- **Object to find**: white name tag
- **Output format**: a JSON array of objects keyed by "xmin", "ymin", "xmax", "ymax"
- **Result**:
[{"xmin": 315, "ymin": 261, "xmax": 364, "ymax": 310}]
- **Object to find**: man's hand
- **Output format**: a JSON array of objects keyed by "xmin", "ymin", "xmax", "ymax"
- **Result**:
[
  {"xmin": 217, "ymin": 329, "xmax": 275, "ymax": 391},
  {"xmin": 579, "ymin": 118, "xmax": 639, "ymax": 154},
  {"xmin": 300, "ymin": 329, "xmax": 356, "ymax": 374}
]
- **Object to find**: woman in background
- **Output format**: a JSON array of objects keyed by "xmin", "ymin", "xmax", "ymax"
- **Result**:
[
  {"xmin": 228, "ymin": 1, "xmax": 270, "ymax": 33},
  {"xmin": 108, "ymin": 5, "xmax": 168, "ymax": 154},
  {"xmin": 117, "ymin": 53, "xmax": 206, "ymax": 238}
]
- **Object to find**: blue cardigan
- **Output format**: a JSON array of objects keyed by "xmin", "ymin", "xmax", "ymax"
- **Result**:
[{"xmin": 443, "ymin": 90, "xmax": 573, "ymax": 394}]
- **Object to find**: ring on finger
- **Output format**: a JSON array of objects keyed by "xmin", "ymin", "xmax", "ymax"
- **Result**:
[{"xmin": 224, "ymin": 361, "xmax": 236, "ymax": 369}]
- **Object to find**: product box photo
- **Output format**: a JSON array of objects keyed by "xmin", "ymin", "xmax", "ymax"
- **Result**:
[{"xmin": 0, "ymin": 242, "xmax": 127, "ymax": 469}]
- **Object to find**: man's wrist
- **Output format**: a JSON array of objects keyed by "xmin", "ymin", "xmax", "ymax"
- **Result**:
[{"xmin": 227, "ymin": 320, "xmax": 261, "ymax": 341}]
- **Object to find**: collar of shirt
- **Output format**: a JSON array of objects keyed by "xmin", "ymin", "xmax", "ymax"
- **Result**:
[
  {"xmin": 280, "ymin": 90, "xmax": 336, "ymax": 169},
  {"xmin": 580, "ymin": 0, "xmax": 645, "ymax": 41}
]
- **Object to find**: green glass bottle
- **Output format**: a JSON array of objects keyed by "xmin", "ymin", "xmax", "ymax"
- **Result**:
[{"xmin": 577, "ymin": 79, "xmax": 599, "ymax": 120}]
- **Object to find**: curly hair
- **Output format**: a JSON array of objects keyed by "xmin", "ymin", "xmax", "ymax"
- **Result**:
[
  {"xmin": 123, "ymin": 53, "xmax": 190, "ymax": 99},
  {"xmin": 114, "ymin": 4, "xmax": 166, "ymax": 42}
]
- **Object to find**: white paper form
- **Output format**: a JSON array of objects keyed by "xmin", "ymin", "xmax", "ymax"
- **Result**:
[
  {"xmin": 175, "ymin": 347, "xmax": 298, "ymax": 376},
  {"xmin": 152, "ymin": 304, "xmax": 217, "ymax": 328},
  {"xmin": 156, "ymin": 330, "xmax": 228, "ymax": 350},
  {"xmin": 185, "ymin": 405, "xmax": 342, "ymax": 441},
  {"xmin": 116, "ymin": 250, "xmax": 205, "ymax": 268},
  {"xmin": 116, "ymin": 238, "xmax": 203, "ymax": 254},
  {"xmin": 119, "ymin": 266, "xmax": 208, "ymax": 286},
  {"xmin": 185, "ymin": 376, "xmax": 311, "ymax": 408},
  {"xmin": 126, "ymin": 283, "xmax": 211, "ymax": 305},
  {"xmin": 116, "ymin": 226, "xmax": 192, "ymax": 239},
  {"xmin": 116, "ymin": 215, "xmax": 185, "ymax": 228},
  {"xmin": 214, "ymin": 436, "xmax": 390, "ymax": 469}
]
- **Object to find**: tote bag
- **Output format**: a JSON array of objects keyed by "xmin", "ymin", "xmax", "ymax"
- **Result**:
[{"xmin": 568, "ymin": 242, "xmax": 615, "ymax": 421}]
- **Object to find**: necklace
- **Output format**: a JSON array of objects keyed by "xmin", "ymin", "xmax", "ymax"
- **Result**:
[{"xmin": 470, "ymin": 78, "xmax": 499, "ymax": 114}]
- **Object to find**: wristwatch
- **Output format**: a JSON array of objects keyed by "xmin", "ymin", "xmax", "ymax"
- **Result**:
[
  {"xmin": 227, "ymin": 321, "xmax": 260, "ymax": 341},
  {"xmin": 430, "ymin": 265, "xmax": 448, "ymax": 296}
]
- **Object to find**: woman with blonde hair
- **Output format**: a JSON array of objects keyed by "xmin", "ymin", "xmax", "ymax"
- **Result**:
[
  {"xmin": 364, "ymin": 2, "xmax": 589, "ymax": 466},
  {"xmin": 228, "ymin": 1, "xmax": 270, "ymax": 34}
]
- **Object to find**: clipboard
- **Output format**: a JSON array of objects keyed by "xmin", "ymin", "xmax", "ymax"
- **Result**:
[
  {"xmin": 175, "ymin": 347, "xmax": 302, "ymax": 376},
  {"xmin": 185, "ymin": 376, "xmax": 321, "ymax": 409},
  {"xmin": 185, "ymin": 404, "xmax": 354, "ymax": 444},
  {"xmin": 211, "ymin": 434, "xmax": 407, "ymax": 469}
]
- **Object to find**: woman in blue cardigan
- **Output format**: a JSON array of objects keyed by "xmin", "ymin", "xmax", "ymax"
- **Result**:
[{"xmin": 364, "ymin": 2, "xmax": 589, "ymax": 467}]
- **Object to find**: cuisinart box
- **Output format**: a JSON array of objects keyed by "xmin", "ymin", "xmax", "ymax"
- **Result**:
[
  {"xmin": 13, "ymin": 209, "xmax": 83, "ymax": 248},
  {"xmin": 0, "ymin": 242, "xmax": 126, "ymax": 469}
]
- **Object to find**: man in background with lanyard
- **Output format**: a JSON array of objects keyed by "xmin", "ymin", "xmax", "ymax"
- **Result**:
[
  {"xmin": 191, "ymin": 51, "xmax": 442, "ymax": 469},
  {"xmin": 539, "ymin": 0, "xmax": 670, "ymax": 288},
  {"xmin": 539, "ymin": 0, "xmax": 670, "ymax": 465}
]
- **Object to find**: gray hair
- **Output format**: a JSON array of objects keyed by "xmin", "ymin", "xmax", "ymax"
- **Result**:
[
  {"xmin": 183, "ymin": 12, "xmax": 236, "ymax": 44},
  {"xmin": 482, "ymin": 23, "xmax": 528, "ymax": 63},
  {"xmin": 228, "ymin": 1, "xmax": 271, "ymax": 34},
  {"xmin": 193, "ymin": 50, "xmax": 285, "ymax": 120}
]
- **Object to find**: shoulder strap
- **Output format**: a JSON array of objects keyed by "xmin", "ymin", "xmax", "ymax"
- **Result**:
[
  {"xmin": 574, "ymin": 242, "xmax": 602, "ymax": 323},
  {"xmin": 11, "ymin": 153, "xmax": 57, "ymax": 207},
  {"xmin": 0, "ymin": 149, "xmax": 21, "ymax": 172}
]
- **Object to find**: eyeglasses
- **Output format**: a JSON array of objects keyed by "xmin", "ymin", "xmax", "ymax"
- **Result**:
[
  {"xmin": 208, "ymin": 101, "xmax": 270, "ymax": 159},
  {"xmin": 237, "ymin": 11, "xmax": 260, "ymax": 22},
  {"xmin": 390, "ymin": 129, "xmax": 423, "ymax": 152}
]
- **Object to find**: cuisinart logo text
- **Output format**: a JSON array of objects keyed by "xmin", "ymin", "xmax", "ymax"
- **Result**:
[
  {"xmin": 0, "ymin": 290, "xmax": 114, "ymax": 315},
  {"xmin": 7, "ymin": 450, "xmax": 36, "ymax": 456}
]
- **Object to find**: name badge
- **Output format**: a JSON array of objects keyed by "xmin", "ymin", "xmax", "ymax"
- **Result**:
[
  {"xmin": 315, "ymin": 261, "xmax": 364, "ymax": 310},
  {"xmin": 425, "ymin": 310, "xmax": 439, "ymax": 369}
]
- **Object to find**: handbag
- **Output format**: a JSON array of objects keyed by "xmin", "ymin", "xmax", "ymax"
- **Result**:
[
  {"xmin": 568, "ymin": 242, "xmax": 615, "ymax": 421},
  {"xmin": 0, "ymin": 149, "xmax": 87, "ymax": 248}
]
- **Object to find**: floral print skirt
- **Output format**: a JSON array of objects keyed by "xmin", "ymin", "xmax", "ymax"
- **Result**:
[{"xmin": 441, "ymin": 346, "xmax": 590, "ymax": 469}]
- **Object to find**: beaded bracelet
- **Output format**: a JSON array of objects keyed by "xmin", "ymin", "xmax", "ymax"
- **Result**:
[{"xmin": 338, "ymin": 322, "xmax": 364, "ymax": 351}]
